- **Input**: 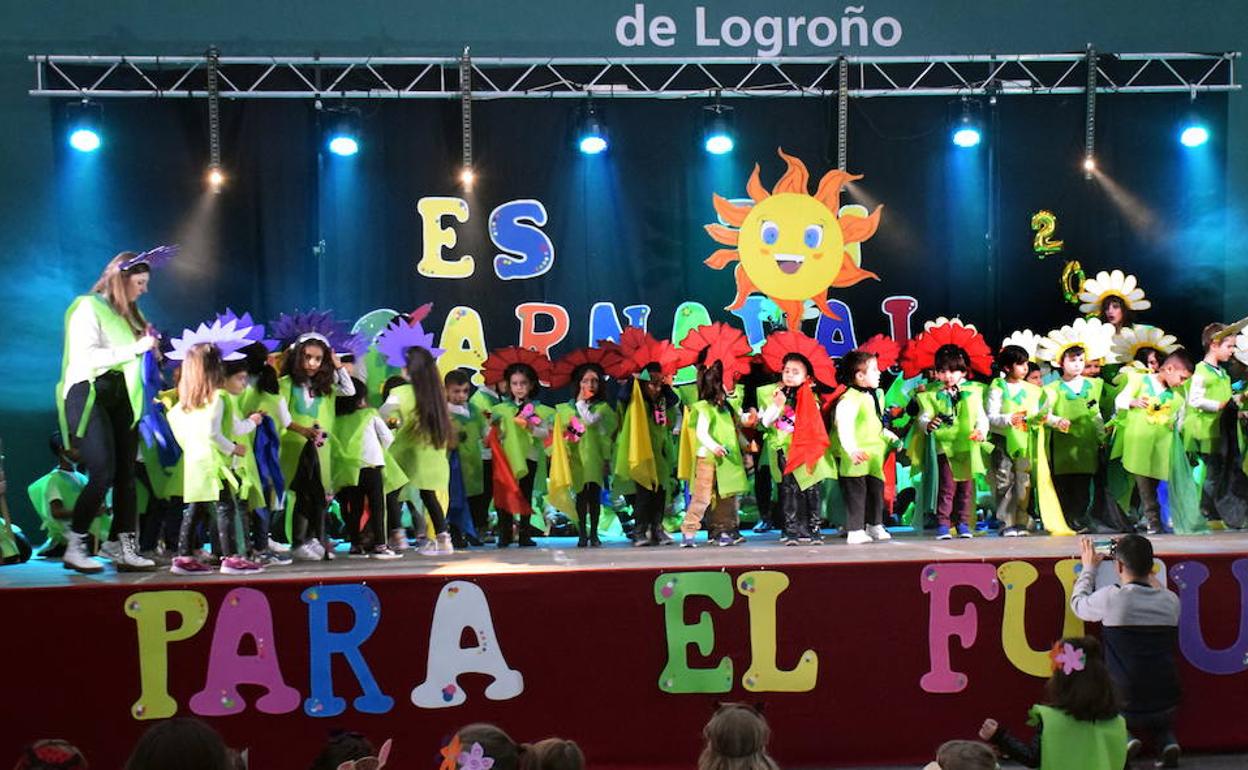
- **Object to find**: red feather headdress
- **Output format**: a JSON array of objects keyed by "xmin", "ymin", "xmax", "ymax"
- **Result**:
[
  {"xmin": 760, "ymin": 330, "xmax": 838, "ymax": 389},
  {"xmin": 675, "ymin": 322, "xmax": 754, "ymax": 389},
  {"xmin": 900, "ymin": 317, "xmax": 993, "ymax": 379},
  {"xmin": 481, "ymin": 346, "xmax": 553, "ymax": 388},
  {"xmin": 857, "ymin": 333, "xmax": 901, "ymax": 371},
  {"xmin": 603, "ymin": 327, "xmax": 683, "ymax": 380}
]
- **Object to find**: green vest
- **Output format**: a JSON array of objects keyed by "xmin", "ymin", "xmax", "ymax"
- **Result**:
[
  {"xmin": 991, "ymin": 378, "xmax": 1044, "ymax": 459},
  {"xmin": 330, "ymin": 408, "xmax": 409, "ymax": 494},
  {"xmin": 916, "ymin": 382, "xmax": 987, "ymax": 481},
  {"xmin": 278, "ymin": 376, "xmax": 337, "ymax": 492},
  {"xmin": 691, "ymin": 399, "xmax": 749, "ymax": 496},
  {"xmin": 469, "ymin": 387, "xmax": 502, "ymax": 418},
  {"xmin": 388, "ymin": 383, "xmax": 451, "ymax": 490},
  {"xmin": 1030, "ymin": 704, "xmax": 1126, "ymax": 770},
  {"xmin": 835, "ymin": 387, "xmax": 888, "ymax": 480},
  {"xmin": 555, "ymin": 400, "xmax": 618, "ymax": 491},
  {"xmin": 167, "ymin": 391, "xmax": 235, "ymax": 504},
  {"xmin": 26, "ymin": 469, "xmax": 110, "ymax": 544},
  {"xmin": 221, "ymin": 391, "xmax": 263, "ymax": 509},
  {"xmin": 451, "ymin": 402, "xmax": 488, "ymax": 496},
  {"xmin": 1119, "ymin": 375, "xmax": 1179, "ymax": 480},
  {"xmin": 1182, "ymin": 361, "xmax": 1231, "ymax": 454},
  {"xmin": 1043, "ymin": 377, "xmax": 1104, "ymax": 475},
  {"xmin": 57, "ymin": 295, "xmax": 146, "ymax": 443}
]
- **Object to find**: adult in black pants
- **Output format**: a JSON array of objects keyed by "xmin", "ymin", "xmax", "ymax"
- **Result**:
[{"xmin": 57, "ymin": 251, "xmax": 166, "ymax": 573}]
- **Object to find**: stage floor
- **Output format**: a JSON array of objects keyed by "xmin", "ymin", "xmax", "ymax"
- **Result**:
[{"xmin": 5, "ymin": 529, "xmax": 1247, "ymax": 589}]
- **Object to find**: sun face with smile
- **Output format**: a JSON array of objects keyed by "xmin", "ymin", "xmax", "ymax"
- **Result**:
[{"xmin": 705, "ymin": 149, "xmax": 883, "ymax": 332}]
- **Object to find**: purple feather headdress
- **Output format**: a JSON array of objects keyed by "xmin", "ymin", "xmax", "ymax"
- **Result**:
[
  {"xmin": 120, "ymin": 244, "xmax": 179, "ymax": 271},
  {"xmin": 271, "ymin": 309, "xmax": 368, "ymax": 358},
  {"xmin": 375, "ymin": 316, "xmax": 445, "ymax": 367},
  {"xmin": 165, "ymin": 318, "xmax": 255, "ymax": 361},
  {"xmin": 215, "ymin": 308, "xmax": 278, "ymax": 352}
]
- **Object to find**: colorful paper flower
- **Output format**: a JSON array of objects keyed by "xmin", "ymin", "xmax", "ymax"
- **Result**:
[{"xmin": 1049, "ymin": 642, "xmax": 1086, "ymax": 675}]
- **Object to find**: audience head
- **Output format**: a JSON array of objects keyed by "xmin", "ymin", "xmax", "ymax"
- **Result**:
[
  {"xmin": 926, "ymin": 740, "xmax": 998, "ymax": 770},
  {"xmin": 518, "ymin": 738, "xmax": 584, "ymax": 770},
  {"xmin": 14, "ymin": 740, "xmax": 88, "ymax": 770},
  {"xmin": 1044, "ymin": 636, "xmax": 1120, "ymax": 722},
  {"xmin": 124, "ymin": 718, "xmax": 229, "ymax": 770},
  {"xmin": 697, "ymin": 703, "xmax": 779, "ymax": 770},
  {"xmin": 308, "ymin": 730, "xmax": 374, "ymax": 770},
  {"xmin": 455, "ymin": 724, "xmax": 522, "ymax": 770},
  {"xmin": 1114, "ymin": 533, "xmax": 1155, "ymax": 580}
]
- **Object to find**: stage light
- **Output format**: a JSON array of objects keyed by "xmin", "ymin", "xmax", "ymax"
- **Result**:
[
  {"xmin": 65, "ymin": 100, "xmax": 103, "ymax": 153},
  {"xmin": 323, "ymin": 106, "xmax": 361, "ymax": 156},
  {"xmin": 703, "ymin": 102, "xmax": 735, "ymax": 155},
  {"xmin": 207, "ymin": 165, "xmax": 225, "ymax": 191},
  {"xmin": 950, "ymin": 99, "xmax": 982, "ymax": 148},
  {"xmin": 577, "ymin": 104, "xmax": 608, "ymax": 155},
  {"xmin": 1083, "ymin": 156, "xmax": 1096, "ymax": 173},
  {"xmin": 460, "ymin": 167, "xmax": 475, "ymax": 189},
  {"xmin": 1180, "ymin": 124, "xmax": 1209, "ymax": 148}
]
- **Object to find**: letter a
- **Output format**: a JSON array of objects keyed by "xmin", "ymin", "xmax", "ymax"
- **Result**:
[{"xmin": 411, "ymin": 581, "xmax": 524, "ymax": 708}]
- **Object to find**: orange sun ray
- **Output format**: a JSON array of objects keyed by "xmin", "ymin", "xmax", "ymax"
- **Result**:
[
  {"xmin": 771, "ymin": 149, "xmax": 810, "ymax": 195},
  {"xmin": 725, "ymin": 264, "xmax": 759, "ymax": 311},
  {"xmin": 746, "ymin": 164, "xmax": 769, "ymax": 203},
  {"xmin": 830, "ymin": 252, "xmax": 880, "ymax": 288},
  {"xmin": 704, "ymin": 248, "xmax": 739, "ymax": 269},
  {"xmin": 839, "ymin": 205, "xmax": 883, "ymax": 245},
  {"xmin": 814, "ymin": 169, "xmax": 862, "ymax": 211},
  {"xmin": 712, "ymin": 194, "xmax": 751, "ymax": 228},
  {"xmin": 705, "ymin": 223, "xmax": 740, "ymax": 247},
  {"xmin": 777, "ymin": 299, "xmax": 807, "ymax": 331},
  {"xmin": 809, "ymin": 293, "xmax": 843, "ymax": 321}
]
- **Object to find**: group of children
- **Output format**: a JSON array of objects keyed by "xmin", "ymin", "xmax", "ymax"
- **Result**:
[{"xmin": 29, "ymin": 267, "xmax": 1248, "ymax": 572}]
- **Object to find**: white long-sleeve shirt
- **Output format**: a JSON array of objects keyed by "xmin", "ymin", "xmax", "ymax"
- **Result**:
[
  {"xmin": 575, "ymin": 399, "xmax": 602, "ymax": 425},
  {"xmin": 986, "ymin": 380, "xmax": 1028, "ymax": 433},
  {"xmin": 695, "ymin": 410, "xmax": 725, "ymax": 457},
  {"xmin": 63, "ymin": 297, "xmax": 147, "ymax": 388},
  {"xmin": 1187, "ymin": 362, "xmax": 1226, "ymax": 413},
  {"xmin": 360, "ymin": 414, "xmax": 395, "ymax": 467}
]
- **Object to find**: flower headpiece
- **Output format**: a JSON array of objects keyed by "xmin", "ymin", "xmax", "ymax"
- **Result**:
[
  {"xmin": 215, "ymin": 308, "xmax": 278, "ymax": 352},
  {"xmin": 1049, "ymin": 641, "xmax": 1086, "ymax": 676},
  {"xmin": 760, "ymin": 330, "xmax": 838, "ymax": 389},
  {"xmin": 481, "ymin": 346, "xmax": 553, "ymax": 388},
  {"xmin": 900, "ymin": 317, "xmax": 993, "ymax": 379},
  {"xmin": 439, "ymin": 736, "xmax": 497, "ymax": 770},
  {"xmin": 120, "ymin": 244, "xmax": 179, "ymax": 271},
  {"xmin": 166, "ymin": 317, "xmax": 256, "ymax": 361},
  {"xmin": 374, "ymin": 316, "xmax": 444, "ymax": 368},
  {"xmin": 1000, "ymin": 329, "xmax": 1042, "ymax": 363},
  {"xmin": 675, "ymin": 322, "xmax": 754, "ymax": 389},
  {"xmin": 858, "ymin": 333, "xmax": 902, "ymax": 371},
  {"xmin": 271, "ymin": 309, "xmax": 368, "ymax": 358},
  {"xmin": 1236, "ymin": 333, "xmax": 1248, "ymax": 367},
  {"xmin": 1037, "ymin": 317, "xmax": 1113, "ymax": 366},
  {"xmin": 1078, "ymin": 268, "xmax": 1151, "ymax": 314},
  {"xmin": 1110, "ymin": 324, "xmax": 1179, "ymax": 365},
  {"xmin": 550, "ymin": 346, "xmax": 625, "ymax": 390},
  {"xmin": 603, "ymin": 327, "xmax": 683, "ymax": 380}
]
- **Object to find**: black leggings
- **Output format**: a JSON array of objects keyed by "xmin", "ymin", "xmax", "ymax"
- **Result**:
[
  {"xmin": 179, "ymin": 490, "xmax": 244, "ymax": 558},
  {"xmin": 419, "ymin": 489, "xmax": 448, "ymax": 535},
  {"xmin": 63, "ymin": 373, "xmax": 138, "ymax": 538},
  {"xmin": 290, "ymin": 440, "xmax": 327, "ymax": 545},
  {"xmin": 338, "ymin": 466, "xmax": 387, "ymax": 547},
  {"xmin": 576, "ymin": 482, "xmax": 602, "ymax": 533}
]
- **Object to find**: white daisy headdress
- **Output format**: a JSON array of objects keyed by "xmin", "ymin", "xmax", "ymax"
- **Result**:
[
  {"xmin": 1000, "ymin": 329, "xmax": 1042, "ymax": 362},
  {"xmin": 1078, "ymin": 269, "xmax": 1151, "ymax": 315},
  {"xmin": 1038, "ymin": 317, "xmax": 1111, "ymax": 366},
  {"xmin": 166, "ymin": 318, "xmax": 255, "ymax": 361},
  {"xmin": 1110, "ymin": 324, "xmax": 1178, "ymax": 365}
]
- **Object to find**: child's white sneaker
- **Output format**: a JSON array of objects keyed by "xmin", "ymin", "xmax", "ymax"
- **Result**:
[
  {"xmin": 867, "ymin": 524, "xmax": 891, "ymax": 541},
  {"xmin": 846, "ymin": 529, "xmax": 872, "ymax": 545},
  {"xmin": 436, "ymin": 532, "xmax": 455, "ymax": 555}
]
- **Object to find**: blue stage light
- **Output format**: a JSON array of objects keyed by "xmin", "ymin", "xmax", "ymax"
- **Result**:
[
  {"xmin": 578, "ymin": 107, "xmax": 608, "ymax": 155},
  {"xmin": 66, "ymin": 100, "xmax": 103, "ymax": 152},
  {"xmin": 703, "ymin": 103, "xmax": 735, "ymax": 155},
  {"xmin": 579, "ymin": 134, "xmax": 608, "ymax": 154},
  {"xmin": 1180, "ymin": 125, "xmax": 1209, "ymax": 148},
  {"xmin": 952, "ymin": 126, "xmax": 981, "ymax": 148},
  {"xmin": 951, "ymin": 98, "xmax": 983, "ymax": 148},
  {"xmin": 328, "ymin": 135, "xmax": 359, "ymax": 156},
  {"xmin": 69, "ymin": 128, "xmax": 101, "ymax": 153}
]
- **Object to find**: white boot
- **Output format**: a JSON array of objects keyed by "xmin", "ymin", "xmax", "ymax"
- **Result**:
[
  {"xmin": 116, "ymin": 532, "xmax": 156, "ymax": 572},
  {"xmin": 867, "ymin": 524, "xmax": 892, "ymax": 541},
  {"xmin": 63, "ymin": 530, "xmax": 103, "ymax": 573},
  {"xmin": 845, "ymin": 529, "xmax": 873, "ymax": 545}
]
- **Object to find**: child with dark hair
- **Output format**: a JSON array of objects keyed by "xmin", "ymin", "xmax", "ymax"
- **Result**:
[
  {"xmin": 980, "ymin": 636, "xmax": 1127, "ymax": 769},
  {"xmin": 491, "ymin": 362, "xmax": 551, "ymax": 548},
  {"xmin": 987, "ymin": 345, "xmax": 1043, "ymax": 536},
  {"xmin": 835, "ymin": 349, "xmax": 896, "ymax": 545},
  {"xmin": 922, "ymin": 740, "xmax": 997, "ymax": 770},
  {"xmin": 916, "ymin": 344, "xmax": 989, "ymax": 539},
  {"xmin": 697, "ymin": 703, "xmax": 779, "ymax": 770},
  {"xmin": 520, "ymin": 738, "xmax": 585, "ymax": 770},
  {"xmin": 27, "ymin": 432, "xmax": 102, "ymax": 559},
  {"xmin": 1042, "ymin": 341, "xmax": 1104, "ymax": 533},
  {"xmin": 308, "ymin": 730, "xmax": 375, "ymax": 770},
  {"xmin": 553, "ymin": 356, "xmax": 619, "ymax": 548},
  {"xmin": 1183, "ymin": 323, "xmax": 1238, "ymax": 524},
  {"xmin": 1072, "ymin": 534, "xmax": 1181, "ymax": 767},
  {"xmin": 332, "ymin": 379, "xmax": 404, "ymax": 559},
  {"xmin": 680, "ymin": 361, "xmax": 750, "ymax": 547},
  {"xmin": 446, "ymin": 369, "xmax": 490, "ymax": 546},
  {"xmin": 455, "ymin": 724, "xmax": 524, "ymax": 770},
  {"xmin": 125, "ymin": 717, "xmax": 231, "ymax": 770},
  {"xmin": 1114, "ymin": 349, "xmax": 1195, "ymax": 533}
]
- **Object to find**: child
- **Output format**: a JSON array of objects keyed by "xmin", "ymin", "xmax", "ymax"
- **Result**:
[
  {"xmin": 836, "ymin": 349, "xmax": 897, "ymax": 544},
  {"xmin": 377, "ymin": 319, "xmax": 456, "ymax": 555},
  {"xmin": 759, "ymin": 331, "xmax": 837, "ymax": 545},
  {"xmin": 697, "ymin": 703, "xmax": 780, "ymax": 770},
  {"xmin": 332, "ymin": 379, "xmax": 404, "ymax": 559},
  {"xmin": 446, "ymin": 369, "xmax": 489, "ymax": 546},
  {"xmin": 1183, "ymin": 323, "xmax": 1237, "ymax": 524},
  {"xmin": 922, "ymin": 741, "xmax": 998, "ymax": 770},
  {"xmin": 481, "ymin": 350, "xmax": 552, "ymax": 548},
  {"xmin": 1041, "ymin": 338, "xmax": 1105, "ymax": 533},
  {"xmin": 980, "ymin": 636, "xmax": 1127, "ymax": 770},
  {"xmin": 165, "ymin": 329, "xmax": 264, "ymax": 575},
  {"xmin": 273, "ymin": 315, "xmax": 357, "ymax": 561},
  {"xmin": 680, "ymin": 360, "xmax": 750, "ymax": 547},
  {"xmin": 26, "ymin": 432, "xmax": 105, "ymax": 558},
  {"xmin": 987, "ymin": 345, "xmax": 1044, "ymax": 536},
  {"xmin": 1115, "ymin": 349, "xmax": 1195, "ymax": 533},
  {"xmin": 553, "ymin": 349, "xmax": 619, "ymax": 548}
]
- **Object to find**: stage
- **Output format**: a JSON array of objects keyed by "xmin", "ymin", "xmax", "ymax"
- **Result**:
[{"xmin": 2, "ymin": 531, "xmax": 1247, "ymax": 769}]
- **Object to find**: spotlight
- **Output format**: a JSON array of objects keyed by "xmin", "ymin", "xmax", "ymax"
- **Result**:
[
  {"xmin": 460, "ymin": 167, "xmax": 475, "ymax": 189},
  {"xmin": 1082, "ymin": 156, "xmax": 1096, "ymax": 173},
  {"xmin": 950, "ymin": 98, "xmax": 982, "ymax": 148},
  {"xmin": 1179, "ymin": 124, "xmax": 1209, "ymax": 148},
  {"xmin": 66, "ymin": 100, "xmax": 102, "ymax": 153},
  {"xmin": 324, "ymin": 107, "xmax": 361, "ymax": 156},
  {"xmin": 207, "ymin": 164, "xmax": 225, "ymax": 191},
  {"xmin": 703, "ymin": 102, "xmax": 735, "ymax": 155},
  {"xmin": 577, "ymin": 104, "xmax": 608, "ymax": 155}
]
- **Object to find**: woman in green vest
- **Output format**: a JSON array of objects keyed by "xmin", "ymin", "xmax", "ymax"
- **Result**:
[
  {"xmin": 57, "ymin": 249, "xmax": 174, "ymax": 573},
  {"xmin": 552, "ymin": 349, "xmax": 620, "ymax": 548},
  {"xmin": 981, "ymin": 636, "xmax": 1127, "ymax": 770}
]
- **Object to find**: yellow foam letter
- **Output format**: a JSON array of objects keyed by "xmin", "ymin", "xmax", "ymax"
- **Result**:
[
  {"xmin": 125, "ymin": 590, "xmax": 210, "ymax": 720},
  {"xmin": 417, "ymin": 197, "xmax": 474, "ymax": 278},
  {"xmin": 437, "ymin": 306, "xmax": 488, "ymax": 385},
  {"xmin": 998, "ymin": 559, "xmax": 1085, "ymax": 677},
  {"xmin": 737, "ymin": 571, "xmax": 818, "ymax": 692}
]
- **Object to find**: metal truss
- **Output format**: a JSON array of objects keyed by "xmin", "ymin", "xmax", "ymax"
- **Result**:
[{"xmin": 29, "ymin": 52, "xmax": 1239, "ymax": 100}]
